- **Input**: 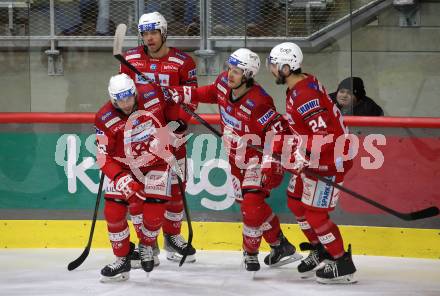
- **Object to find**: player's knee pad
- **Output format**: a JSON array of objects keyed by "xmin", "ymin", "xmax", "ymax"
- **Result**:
[
  {"xmin": 241, "ymin": 191, "xmax": 272, "ymax": 227},
  {"xmin": 304, "ymin": 209, "xmax": 330, "ymax": 231},
  {"xmin": 104, "ymin": 200, "xmax": 128, "ymax": 227},
  {"xmin": 143, "ymin": 202, "xmax": 167, "ymax": 229},
  {"xmin": 287, "ymin": 196, "xmax": 306, "ymax": 218}
]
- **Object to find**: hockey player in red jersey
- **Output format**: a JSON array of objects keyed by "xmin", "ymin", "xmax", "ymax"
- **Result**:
[
  {"xmin": 95, "ymin": 73, "xmax": 180, "ymax": 282},
  {"xmin": 264, "ymin": 42, "xmax": 357, "ymax": 284},
  {"xmin": 171, "ymin": 48, "xmax": 302, "ymax": 272},
  {"xmin": 119, "ymin": 11, "xmax": 197, "ymax": 263}
]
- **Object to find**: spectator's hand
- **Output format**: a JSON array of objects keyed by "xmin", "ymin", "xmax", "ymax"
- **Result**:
[
  {"xmin": 114, "ymin": 173, "xmax": 145, "ymax": 203},
  {"xmin": 261, "ymin": 155, "xmax": 284, "ymax": 190}
]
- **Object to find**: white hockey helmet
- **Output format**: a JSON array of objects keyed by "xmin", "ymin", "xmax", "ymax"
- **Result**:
[
  {"xmin": 138, "ymin": 12, "xmax": 167, "ymax": 37},
  {"xmin": 227, "ymin": 48, "xmax": 260, "ymax": 79},
  {"xmin": 268, "ymin": 42, "xmax": 303, "ymax": 72},
  {"xmin": 108, "ymin": 73, "xmax": 136, "ymax": 105}
]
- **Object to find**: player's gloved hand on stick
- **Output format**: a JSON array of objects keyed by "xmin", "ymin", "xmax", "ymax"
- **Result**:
[
  {"xmin": 261, "ymin": 155, "xmax": 284, "ymax": 190},
  {"xmin": 167, "ymin": 86, "xmax": 192, "ymax": 105},
  {"xmin": 114, "ymin": 173, "xmax": 146, "ymax": 203}
]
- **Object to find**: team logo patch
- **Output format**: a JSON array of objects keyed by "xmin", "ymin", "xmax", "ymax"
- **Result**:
[
  {"xmin": 297, "ymin": 99, "xmax": 320, "ymax": 115},
  {"xmin": 150, "ymin": 64, "xmax": 157, "ymax": 70},
  {"xmin": 257, "ymin": 109, "xmax": 276, "ymax": 125}
]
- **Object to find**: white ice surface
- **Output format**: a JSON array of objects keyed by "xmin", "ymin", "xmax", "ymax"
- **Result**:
[{"xmin": 0, "ymin": 249, "xmax": 439, "ymax": 296}]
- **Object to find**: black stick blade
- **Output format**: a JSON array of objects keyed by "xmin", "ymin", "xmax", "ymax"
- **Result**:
[
  {"xmin": 67, "ymin": 247, "xmax": 90, "ymax": 271},
  {"xmin": 407, "ymin": 206, "xmax": 439, "ymax": 221}
]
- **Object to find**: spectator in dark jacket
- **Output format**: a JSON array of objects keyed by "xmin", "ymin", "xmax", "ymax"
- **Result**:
[{"xmin": 329, "ymin": 77, "xmax": 384, "ymax": 116}]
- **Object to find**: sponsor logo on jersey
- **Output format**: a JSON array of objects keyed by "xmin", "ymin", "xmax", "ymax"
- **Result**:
[
  {"xmin": 313, "ymin": 176, "xmax": 335, "ymax": 208},
  {"xmin": 188, "ymin": 68, "xmax": 197, "ymax": 79},
  {"xmin": 150, "ymin": 64, "xmax": 157, "ymax": 71},
  {"xmin": 297, "ymin": 99, "xmax": 320, "ymax": 115},
  {"xmin": 245, "ymin": 99, "xmax": 255, "ymax": 109},
  {"xmin": 257, "ymin": 109, "xmax": 276, "ymax": 125},
  {"xmin": 131, "ymin": 120, "xmax": 153, "ymax": 135},
  {"xmin": 168, "ymin": 57, "xmax": 184, "ymax": 65},
  {"xmin": 239, "ymin": 104, "xmax": 251, "ymax": 115},
  {"xmin": 143, "ymin": 90, "xmax": 156, "ymax": 99},
  {"xmin": 217, "ymin": 83, "xmax": 227, "ymax": 95},
  {"xmin": 131, "ymin": 61, "xmax": 146, "ymax": 68},
  {"xmin": 226, "ymin": 105, "xmax": 232, "ymax": 113},
  {"xmin": 144, "ymin": 98, "xmax": 160, "ymax": 109},
  {"xmin": 136, "ymin": 73, "xmax": 155, "ymax": 84},
  {"xmin": 124, "ymin": 120, "xmax": 155, "ymax": 144},
  {"xmin": 161, "ymin": 63, "xmax": 179, "ymax": 72},
  {"xmin": 105, "ymin": 117, "xmax": 121, "ymax": 128},
  {"xmin": 101, "ymin": 111, "xmax": 112, "ymax": 121},
  {"xmin": 158, "ymin": 74, "xmax": 170, "ymax": 86},
  {"xmin": 220, "ymin": 106, "xmax": 241, "ymax": 130},
  {"xmin": 126, "ymin": 54, "xmax": 141, "ymax": 60}
]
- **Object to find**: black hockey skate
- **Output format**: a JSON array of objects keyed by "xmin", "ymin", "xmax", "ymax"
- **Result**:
[
  {"xmin": 264, "ymin": 233, "xmax": 303, "ymax": 267},
  {"xmin": 130, "ymin": 241, "xmax": 160, "ymax": 269},
  {"xmin": 164, "ymin": 234, "xmax": 196, "ymax": 263},
  {"xmin": 297, "ymin": 242, "xmax": 331, "ymax": 278},
  {"xmin": 139, "ymin": 243, "xmax": 156, "ymax": 273},
  {"xmin": 100, "ymin": 242, "xmax": 134, "ymax": 283},
  {"xmin": 243, "ymin": 251, "xmax": 260, "ymax": 272},
  {"xmin": 316, "ymin": 244, "xmax": 357, "ymax": 284}
]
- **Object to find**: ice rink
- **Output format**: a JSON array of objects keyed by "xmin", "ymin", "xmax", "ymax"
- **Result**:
[{"xmin": 1, "ymin": 249, "xmax": 439, "ymax": 296}]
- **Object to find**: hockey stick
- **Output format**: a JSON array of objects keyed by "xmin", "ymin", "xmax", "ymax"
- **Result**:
[
  {"xmin": 114, "ymin": 24, "xmax": 194, "ymax": 265},
  {"xmin": 178, "ymin": 104, "xmax": 439, "ymax": 221},
  {"xmin": 112, "ymin": 24, "xmax": 438, "ymax": 221},
  {"xmin": 67, "ymin": 172, "xmax": 105, "ymax": 271},
  {"xmin": 176, "ymin": 172, "xmax": 193, "ymax": 267}
]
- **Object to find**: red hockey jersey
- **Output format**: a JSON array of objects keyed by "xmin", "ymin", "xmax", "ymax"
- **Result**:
[
  {"xmin": 95, "ymin": 84, "xmax": 173, "ymax": 181},
  {"xmin": 120, "ymin": 46, "xmax": 198, "ymax": 123},
  {"xmin": 285, "ymin": 74, "xmax": 353, "ymax": 174},
  {"xmin": 191, "ymin": 71, "xmax": 287, "ymax": 165}
]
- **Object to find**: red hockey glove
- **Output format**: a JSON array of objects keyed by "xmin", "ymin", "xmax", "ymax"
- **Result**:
[
  {"xmin": 289, "ymin": 149, "xmax": 309, "ymax": 175},
  {"xmin": 261, "ymin": 155, "xmax": 284, "ymax": 190},
  {"xmin": 167, "ymin": 86, "xmax": 192, "ymax": 104},
  {"xmin": 114, "ymin": 173, "xmax": 146, "ymax": 203}
]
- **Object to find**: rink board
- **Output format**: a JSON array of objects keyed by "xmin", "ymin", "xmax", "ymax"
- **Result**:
[{"xmin": 1, "ymin": 220, "xmax": 439, "ymax": 259}]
